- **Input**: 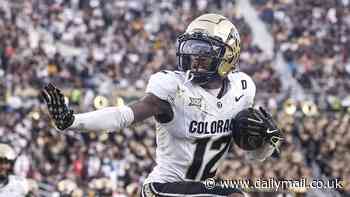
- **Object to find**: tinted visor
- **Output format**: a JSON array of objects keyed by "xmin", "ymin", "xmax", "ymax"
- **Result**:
[
  {"xmin": 178, "ymin": 39, "xmax": 225, "ymax": 72},
  {"xmin": 179, "ymin": 39, "xmax": 223, "ymax": 57}
]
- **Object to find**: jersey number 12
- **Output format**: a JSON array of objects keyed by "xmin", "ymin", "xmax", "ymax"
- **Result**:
[{"xmin": 186, "ymin": 135, "xmax": 231, "ymax": 180}]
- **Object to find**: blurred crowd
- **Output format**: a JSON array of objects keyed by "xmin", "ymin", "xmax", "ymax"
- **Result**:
[
  {"xmin": 252, "ymin": 0, "xmax": 350, "ymax": 109},
  {"xmin": 0, "ymin": 0, "xmax": 349, "ymax": 196}
]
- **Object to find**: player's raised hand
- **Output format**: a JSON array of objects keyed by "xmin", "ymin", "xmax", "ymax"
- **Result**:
[
  {"xmin": 235, "ymin": 107, "xmax": 283, "ymax": 151},
  {"xmin": 41, "ymin": 83, "xmax": 75, "ymax": 130},
  {"xmin": 257, "ymin": 107, "xmax": 283, "ymax": 149}
]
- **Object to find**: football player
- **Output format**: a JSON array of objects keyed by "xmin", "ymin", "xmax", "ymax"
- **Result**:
[
  {"xmin": 41, "ymin": 14, "xmax": 281, "ymax": 197},
  {"xmin": 0, "ymin": 143, "xmax": 29, "ymax": 197}
]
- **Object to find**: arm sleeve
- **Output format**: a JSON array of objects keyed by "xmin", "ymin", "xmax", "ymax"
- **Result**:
[
  {"xmin": 69, "ymin": 71, "xmax": 178, "ymax": 132},
  {"xmin": 69, "ymin": 106, "xmax": 134, "ymax": 132}
]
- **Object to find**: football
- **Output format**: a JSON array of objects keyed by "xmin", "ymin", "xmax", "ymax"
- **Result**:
[{"xmin": 232, "ymin": 108, "xmax": 266, "ymax": 150}]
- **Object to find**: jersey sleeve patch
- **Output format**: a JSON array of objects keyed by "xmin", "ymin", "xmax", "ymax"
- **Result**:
[
  {"xmin": 145, "ymin": 71, "xmax": 178, "ymax": 104},
  {"xmin": 229, "ymin": 72, "xmax": 256, "ymax": 107}
]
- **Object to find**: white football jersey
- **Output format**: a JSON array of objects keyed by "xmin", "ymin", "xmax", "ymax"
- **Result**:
[
  {"xmin": 144, "ymin": 70, "xmax": 256, "ymax": 184},
  {"xmin": 0, "ymin": 175, "xmax": 28, "ymax": 197}
]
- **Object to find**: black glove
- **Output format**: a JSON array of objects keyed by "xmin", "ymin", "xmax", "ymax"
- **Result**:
[
  {"xmin": 258, "ymin": 107, "xmax": 283, "ymax": 149},
  {"xmin": 41, "ymin": 83, "xmax": 75, "ymax": 130},
  {"xmin": 240, "ymin": 107, "xmax": 283, "ymax": 150}
]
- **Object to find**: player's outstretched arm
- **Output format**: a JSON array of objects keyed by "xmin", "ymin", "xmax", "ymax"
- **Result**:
[{"xmin": 41, "ymin": 83, "xmax": 171, "ymax": 132}]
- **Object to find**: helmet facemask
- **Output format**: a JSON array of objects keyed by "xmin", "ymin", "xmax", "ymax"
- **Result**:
[{"xmin": 176, "ymin": 32, "xmax": 232, "ymax": 85}]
